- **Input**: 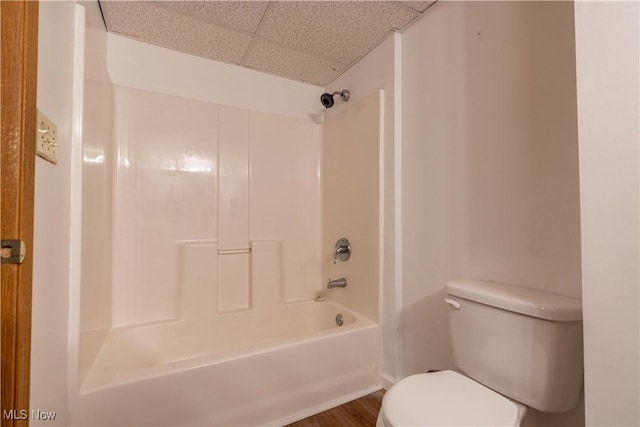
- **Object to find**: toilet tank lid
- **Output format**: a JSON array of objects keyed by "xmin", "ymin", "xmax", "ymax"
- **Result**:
[{"xmin": 446, "ymin": 279, "xmax": 582, "ymax": 321}]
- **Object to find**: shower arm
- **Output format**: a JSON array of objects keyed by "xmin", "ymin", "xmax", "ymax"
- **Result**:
[{"xmin": 331, "ymin": 90, "xmax": 350, "ymax": 102}]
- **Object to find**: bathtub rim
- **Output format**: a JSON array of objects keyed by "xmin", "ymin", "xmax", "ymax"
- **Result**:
[{"xmin": 81, "ymin": 299, "xmax": 377, "ymax": 394}]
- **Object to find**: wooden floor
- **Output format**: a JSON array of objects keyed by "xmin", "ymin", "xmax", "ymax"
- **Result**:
[{"xmin": 286, "ymin": 390, "xmax": 385, "ymax": 427}]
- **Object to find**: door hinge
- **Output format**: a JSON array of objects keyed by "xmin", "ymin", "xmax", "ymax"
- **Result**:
[{"xmin": 1, "ymin": 239, "xmax": 26, "ymax": 265}]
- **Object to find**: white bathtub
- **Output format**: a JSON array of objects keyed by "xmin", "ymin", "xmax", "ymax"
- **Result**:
[{"xmin": 73, "ymin": 300, "xmax": 381, "ymax": 426}]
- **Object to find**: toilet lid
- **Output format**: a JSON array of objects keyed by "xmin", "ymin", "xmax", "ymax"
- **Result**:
[{"xmin": 382, "ymin": 370, "xmax": 520, "ymax": 426}]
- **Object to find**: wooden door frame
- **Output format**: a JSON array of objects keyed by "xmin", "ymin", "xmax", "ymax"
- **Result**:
[{"xmin": 1, "ymin": 1, "xmax": 39, "ymax": 425}]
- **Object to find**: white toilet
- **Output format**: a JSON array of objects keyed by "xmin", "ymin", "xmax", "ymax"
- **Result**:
[{"xmin": 377, "ymin": 279, "xmax": 583, "ymax": 426}]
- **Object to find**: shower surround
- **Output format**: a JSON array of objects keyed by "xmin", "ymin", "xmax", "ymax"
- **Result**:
[
  {"xmin": 72, "ymin": 18, "xmax": 382, "ymax": 427},
  {"xmin": 106, "ymin": 86, "xmax": 323, "ymax": 326}
]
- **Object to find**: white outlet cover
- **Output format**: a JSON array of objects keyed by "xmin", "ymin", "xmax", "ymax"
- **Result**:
[{"xmin": 35, "ymin": 110, "xmax": 58, "ymax": 164}]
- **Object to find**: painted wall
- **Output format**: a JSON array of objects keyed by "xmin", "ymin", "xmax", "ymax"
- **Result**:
[
  {"xmin": 31, "ymin": 2, "xmax": 77, "ymax": 425},
  {"xmin": 574, "ymin": 2, "xmax": 640, "ymax": 426},
  {"xmin": 400, "ymin": 2, "xmax": 583, "ymax": 424},
  {"xmin": 325, "ymin": 33, "xmax": 398, "ymax": 386}
]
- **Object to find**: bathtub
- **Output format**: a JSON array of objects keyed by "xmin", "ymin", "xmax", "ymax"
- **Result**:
[{"xmin": 73, "ymin": 300, "xmax": 381, "ymax": 426}]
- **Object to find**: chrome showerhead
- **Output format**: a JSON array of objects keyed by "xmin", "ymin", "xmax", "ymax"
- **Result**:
[{"xmin": 320, "ymin": 89, "xmax": 350, "ymax": 109}]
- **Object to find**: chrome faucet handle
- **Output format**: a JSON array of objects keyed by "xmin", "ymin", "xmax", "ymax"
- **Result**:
[{"xmin": 333, "ymin": 238, "xmax": 351, "ymax": 264}]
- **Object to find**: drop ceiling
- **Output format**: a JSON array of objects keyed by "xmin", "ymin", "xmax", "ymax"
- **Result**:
[{"xmin": 99, "ymin": 1, "xmax": 436, "ymax": 86}]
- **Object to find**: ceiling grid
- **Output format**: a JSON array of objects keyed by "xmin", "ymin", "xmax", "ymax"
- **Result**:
[{"xmin": 100, "ymin": 1, "xmax": 436, "ymax": 85}]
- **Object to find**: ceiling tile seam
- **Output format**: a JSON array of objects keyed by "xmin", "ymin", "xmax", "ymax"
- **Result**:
[
  {"xmin": 101, "ymin": 20, "xmax": 327, "ymax": 87},
  {"xmin": 249, "ymin": 34, "xmax": 350, "ymax": 69},
  {"xmin": 240, "ymin": 1, "xmax": 273, "ymax": 67},
  {"xmin": 248, "ymin": 30, "xmax": 351, "ymax": 66},
  {"xmin": 393, "ymin": 1, "xmax": 423, "ymax": 16},
  {"xmin": 149, "ymin": 2, "xmax": 258, "ymax": 39},
  {"xmin": 326, "ymin": 2, "xmax": 437, "ymax": 85},
  {"xmin": 250, "ymin": 3, "xmax": 421, "ymax": 66},
  {"xmin": 395, "ymin": 0, "xmax": 438, "ymax": 34},
  {"xmin": 420, "ymin": 1, "xmax": 440, "ymax": 18},
  {"xmin": 104, "ymin": 1, "xmax": 418, "ymax": 74},
  {"xmin": 99, "ymin": 1, "xmax": 436, "ymax": 87},
  {"xmin": 248, "ymin": 1, "xmax": 356, "ymax": 67}
]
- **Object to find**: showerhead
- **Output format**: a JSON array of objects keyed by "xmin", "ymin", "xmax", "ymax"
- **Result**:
[
  {"xmin": 320, "ymin": 89, "xmax": 350, "ymax": 109},
  {"xmin": 320, "ymin": 93, "xmax": 335, "ymax": 108}
]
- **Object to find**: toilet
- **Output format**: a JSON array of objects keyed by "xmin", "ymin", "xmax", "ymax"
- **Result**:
[{"xmin": 377, "ymin": 279, "xmax": 584, "ymax": 426}]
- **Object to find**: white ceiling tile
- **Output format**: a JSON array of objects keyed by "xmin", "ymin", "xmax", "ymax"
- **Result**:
[
  {"xmin": 400, "ymin": 1, "xmax": 436, "ymax": 13},
  {"xmin": 243, "ymin": 39, "xmax": 346, "ymax": 85},
  {"xmin": 102, "ymin": 1, "xmax": 252, "ymax": 65},
  {"xmin": 154, "ymin": 1, "xmax": 269, "ymax": 34},
  {"xmin": 258, "ymin": 1, "xmax": 418, "ymax": 64},
  {"xmin": 100, "ymin": 1, "xmax": 431, "ymax": 86}
]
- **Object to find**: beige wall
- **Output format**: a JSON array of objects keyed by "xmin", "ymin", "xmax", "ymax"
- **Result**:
[
  {"xmin": 401, "ymin": 1, "xmax": 583, "ymax": 424},
  {"xmin": 322, "ymin": 92, "xmax": 381, "ymax": 323},
  {"xmin": 574, "ymin": 2, "xmax": 640, "ymax": 426}
]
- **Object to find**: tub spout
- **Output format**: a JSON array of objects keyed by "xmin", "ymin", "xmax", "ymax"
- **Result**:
[{"xmin": 327, "ymin": 277, "xmax": 347, "ymax": 289}]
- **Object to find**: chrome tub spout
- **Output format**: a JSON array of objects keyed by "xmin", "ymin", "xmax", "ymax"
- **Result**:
[{"xmin": 327, "ymin": 277, "xmax": 347, "ymax": 289}]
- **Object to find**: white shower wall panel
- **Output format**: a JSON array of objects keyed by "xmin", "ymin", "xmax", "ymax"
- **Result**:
[
  {"xmin": 249, "ymin": 111, "xmax": 323, "ymax": 302},
  {"xmin": 218, "ymin": 106, "xmax": 250, "ymax": 251},
  {"xmin": 111, "ymin": 87, "xmax": 218, "ymax": 326},
  {"xmin": 108, "ymin": 86, "xmax": 322, "ymax": 327},
  {"xmin": 81, "ymin": 79, "xmax": 114, "ymax": 334}
]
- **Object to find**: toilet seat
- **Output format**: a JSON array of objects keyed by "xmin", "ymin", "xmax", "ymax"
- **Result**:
[{"xmin": 380, "ymin": 370, "xmax": 522, "ymax": 427}]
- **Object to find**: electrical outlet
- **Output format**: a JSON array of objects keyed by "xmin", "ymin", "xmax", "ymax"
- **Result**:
[{"xmin": 35, "ymin": 110, "xmax": 58, "ymax": 164}]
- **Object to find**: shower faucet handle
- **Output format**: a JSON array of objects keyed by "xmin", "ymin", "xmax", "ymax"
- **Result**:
[{"xmin": 333, "ymin": 238, "xmax": 351, "ymax": 264}]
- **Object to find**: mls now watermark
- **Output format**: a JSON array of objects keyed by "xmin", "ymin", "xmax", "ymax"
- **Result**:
[{"xmin": 3, "ymin": 409, "xmax": 57, "ymax": 421}]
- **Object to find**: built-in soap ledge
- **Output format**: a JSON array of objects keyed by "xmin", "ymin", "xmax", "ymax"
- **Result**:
[{"xmin": 218, "ymin": 248, "xmax": 251, "ymax": 255}]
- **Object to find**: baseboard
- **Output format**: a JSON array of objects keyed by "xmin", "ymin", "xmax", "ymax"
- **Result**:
[
  {"xmin": 380, "ymin": 373, "xmax": 396, "ymax": 390},
  {"xmin": 268, "ymin": 384, "xmax": 383, "ymax": 427}
]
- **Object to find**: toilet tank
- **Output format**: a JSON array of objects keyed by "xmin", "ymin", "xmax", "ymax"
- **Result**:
[{"xmin": 445, "ymin": 279, "xmax": 583, "ymax": 413}]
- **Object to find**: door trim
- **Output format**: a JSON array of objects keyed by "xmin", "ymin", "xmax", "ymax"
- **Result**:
[{"xmin": 1, "ymin": 1, "xmax": 39, "ymax": 425}]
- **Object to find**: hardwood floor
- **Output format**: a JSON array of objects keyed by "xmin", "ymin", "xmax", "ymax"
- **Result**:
[{"xmin": 286, "ymin": 390, "xmax": 386, "ymax": 427}]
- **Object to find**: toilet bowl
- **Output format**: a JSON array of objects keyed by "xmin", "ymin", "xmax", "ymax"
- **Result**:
[
  {"xmin": 377, "ymin": 279, "xmax": 583, "ymax": 427},
  {"xmin": 376, "ymin": 370, "xmax": 526, "ymax": 427}
]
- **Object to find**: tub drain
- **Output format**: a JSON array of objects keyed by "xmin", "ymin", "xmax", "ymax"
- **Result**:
[{"xmin": 335, "ymin": 313, "xmax": 344, "ymax": 327}]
